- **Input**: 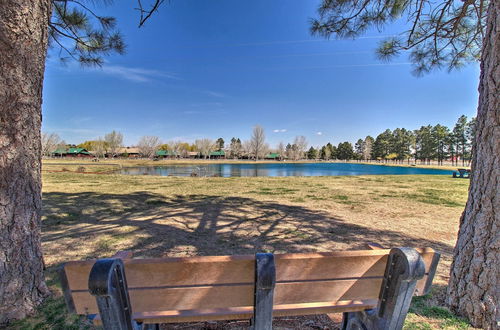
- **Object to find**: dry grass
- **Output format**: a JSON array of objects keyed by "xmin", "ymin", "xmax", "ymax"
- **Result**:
[{"xmin": 13, "ymin": 165, "xmax": 472, "ymax": 329}]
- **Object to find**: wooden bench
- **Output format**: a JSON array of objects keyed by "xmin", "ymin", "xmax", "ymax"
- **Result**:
[{"xmin": 60, "ymin": 245, "xmax": 440, "ymax": 330}]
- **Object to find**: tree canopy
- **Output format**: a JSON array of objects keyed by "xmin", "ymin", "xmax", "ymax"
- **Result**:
[{"xmin": 311, "ymin": 0, "xmax": 487, "ymax": 75}]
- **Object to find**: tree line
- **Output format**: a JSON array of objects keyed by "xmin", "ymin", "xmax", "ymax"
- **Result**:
[
  {"xmin": 306, "ymin": 115, "xmax": 476, "ymax": 166},
  {"xmin": 43, "ymin": 115, "xmax": 475, "ymax": 165}
]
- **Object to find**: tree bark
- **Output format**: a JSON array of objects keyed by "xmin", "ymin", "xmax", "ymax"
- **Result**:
[
  {"xmin": 447, "ymin": 1, "xmax": 500, "ymax": 329},
  {"xmin": 0, "ymin": 0, "xmax": 51, "ymax": 324}
]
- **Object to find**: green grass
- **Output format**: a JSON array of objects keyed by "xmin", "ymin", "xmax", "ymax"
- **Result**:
[
  {"xmin": 404, "ymin": 189, "xmax": 464, "ymax": 207},
  {"xmin": 8, "ymin": 297, "xmax": 90, "ymax": 330},
  {"xmin": 405, "ymin": 291, "xmax": 472, "ymax": 329}
]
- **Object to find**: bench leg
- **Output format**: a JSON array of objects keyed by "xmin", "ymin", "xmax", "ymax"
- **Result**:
[
  {"xmin": 251, "ymin": 253, "xmax": 276, "ymax": 330},
  {"xmin": 89, "ymin": 258, "xmax": 138, "ymax": 330},
  {"xmin": 342, "ymin": 248, "xmax": 425, "ymax": 330}
]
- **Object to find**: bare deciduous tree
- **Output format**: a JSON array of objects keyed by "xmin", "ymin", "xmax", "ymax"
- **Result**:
[
  {"xmin": 138, "ymin": 136, "xmax": 161, "ymax": 158},
  {"xmin": 250, "ymin": 125, "xmax": 266, "ymax": 160},
  {"xmin": 92, "ymin": 138, "xmax": 108, "ymax": 159},
  {"xmin": 293, "ymin": 136, "xmax": 308, "ymax": 160},
  {"xmin": 362, "ymin": 136, "xmax": 373, "ymax": 161},
  {"xmin": 195, "ymin": 139, "xmax": 215, "ymax": 159},
  {"xmin": 277, "ymin": 142, "xmax": 285, "ymax": 161},
  {"xmin": 168, "ymin": 140, "xmax": 183, "ymax": 158},
  {"xmin": 241, "ymin": 140, "xmax": 252, "ymax": 158},
  {"xmin": 41, "ymin": 132, "xmax": 63, "ymax": 157},
  {"xmin": 104, "ymin": 131, "xmax": 123, "ymax": 158}
]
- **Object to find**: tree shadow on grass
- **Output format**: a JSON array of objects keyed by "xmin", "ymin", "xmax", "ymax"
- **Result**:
[
  {"xmin": 39, "ymin": 191, "xmax": 457, "ymax": 329},
  {"xmin": 42, "ymin": 191, "xmax": 454, "ymax": 264}
]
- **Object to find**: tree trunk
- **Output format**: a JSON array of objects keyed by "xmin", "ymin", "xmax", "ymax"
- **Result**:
[
  {"xmin": 447, "ymin": 1, "xmax": 499, "ymax": 329},
  {"xmin": 0, "ymin": 0, "xmax": 51, "ymax": 324}
]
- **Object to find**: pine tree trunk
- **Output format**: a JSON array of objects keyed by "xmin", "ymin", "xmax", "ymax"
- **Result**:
[
  {"xmin": 447, "ymin": 1, "xmax": 500, "ymax": 328},
  {"xmin": 0, "ymin": 0, "xmax": 51, "ymax": 324}
]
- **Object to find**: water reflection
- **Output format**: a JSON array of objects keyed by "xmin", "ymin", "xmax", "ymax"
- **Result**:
[{"xmin": 118, "ymin": 163, "xmax": 453, "ymax": 177}]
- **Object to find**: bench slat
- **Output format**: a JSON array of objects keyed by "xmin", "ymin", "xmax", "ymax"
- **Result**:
[
  {"xmin": 71, "ymin": 277, "xmax": 382, "ymax": 314},
  {"xmin": 275, "ymin": 254, "xmax": 387, "ymax": 281},
  {"xmin": 73, "ymin": 284, "xmax": 255, "ymax": 314},
  {"xmin": 93, "ymin": 299, "xmax": 378, "ymax": 325},
  {"xmin": 275, "ymin": 278, "xmax": 382, "ymax": 305},
  {"xmin": 65, "ymin": 257, "xmax": 255, "ymax": 291}
]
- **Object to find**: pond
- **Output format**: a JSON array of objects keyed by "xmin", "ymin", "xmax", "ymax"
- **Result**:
[{"xmin": 118, "ymin": 163, "xmax": 454, "ymax": 177}]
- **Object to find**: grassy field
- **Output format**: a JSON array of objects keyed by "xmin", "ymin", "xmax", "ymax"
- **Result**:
[{"xmin": 11, "ymin": 161, "xmax": 473, "ymax": 329}]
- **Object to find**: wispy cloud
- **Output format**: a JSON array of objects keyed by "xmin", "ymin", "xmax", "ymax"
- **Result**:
[
  {"xmin": 203, "ymin": 90, "xmax": 226, "ymax": 98},
  {"xmin": 183, "ymin": 108, "xmax": 227, "ymax": 115},
  {"xmin": 316, "ymin": 131, "xmax": 323, "ymax": 135},
  {"xmin": 183, "ymin": 110, "xmax": 202, "ymax": 115},
  {"xmin": 190, "ymin": 102, "xmax": 223, "ymax": 107},
  {"xmin": 273, "ymin": 129, "xmax": 287, "ymax": 133},
  {"xmin": 70, "ymin": 116, "xmax": 93, "ymax": 125},
  {"xmin": 97, "ymin": 65, "xmax": 179, "ymax": 82}
]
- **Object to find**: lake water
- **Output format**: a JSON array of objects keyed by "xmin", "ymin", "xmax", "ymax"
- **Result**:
[{"xmin": 118, "ymin": 163, "xmax": 453, "ymax": 177}]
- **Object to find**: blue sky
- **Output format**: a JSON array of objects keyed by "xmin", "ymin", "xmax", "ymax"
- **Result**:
[{"xmin": 43, "ymin": 0, "xmax": 480, "ymax": 147}]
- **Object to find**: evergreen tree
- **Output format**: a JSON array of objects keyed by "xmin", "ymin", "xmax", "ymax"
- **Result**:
[
  {"xmin": 432, "ymin": 124, "xmax": 450, "ymax": 165},
  {"xmin": 216, "ymin": 137, "xmax": 225, "ymax": 151},
  {"xmin": 465, "ymin": 117, "xmax": 477, "ymax": 165},
  {"xmin": 452, "ymin": 115, "xmax": 469, "ymax": 166},
  {"xmin": 414, "ymin": 125, "xmax": 434, "ymax": 164},
  {"xmin": 392, "ymin": 128, "xmax": 414, "ymax": 163},
  {"xmin": 354, "ymin": 139, "xmax": 364, "ymax": 161},
  {"xmin": 336, "ymin": 142, "xmax": 354, "ymax": 160},
  {"xmin": 372, "ymin": 129, "xmax": 392, "ymax": 161},
  {"xmin": 307, "ymin": 146, "xmax": 318, "ymax": 159}
]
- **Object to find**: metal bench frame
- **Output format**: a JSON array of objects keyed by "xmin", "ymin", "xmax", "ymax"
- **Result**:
[{"xmin": 86, "ymin": 247, "xmax": 425, "ymax": 330}]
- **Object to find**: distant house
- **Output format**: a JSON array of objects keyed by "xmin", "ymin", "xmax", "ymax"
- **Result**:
[
  {"xmin": 51, "ymin": 147, "xmax": 92, "ymax": 158},
  {"xmin": 265, "ymin": 153, "xmax": 280, "ymax": 160},
  {"xmin": 156, "ymin": 150, "xmax": 177, "ymax": 158},
  {"xmin": 117, "ymin": 147, "xmax": 140, "ymax": 158},
  {"xmin": 186, "ymin": 151, "xmax": 199, "ymax": 158},
  {"xmin": 209, "ymin": 150, "xmax": 225, "ymax": 159}
]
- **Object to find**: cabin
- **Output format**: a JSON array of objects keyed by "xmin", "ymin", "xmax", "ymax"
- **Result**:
[
  {"xmin": 209, "ymin": 150, "xmax": 225, "ymax": 159},
  {"xmin": 265, "ymin": 152, "xmax": 280, "ymax": 160},
  {"xmin": 51, "ymin": 147, "xmax": 92, "ymax": 158},
  {"xmin": 155, "ymin": 150, "xmax": 177, "ymax": 158},
  {"xmin": 186, "ymin": 151, "xmax": 199, "ymax": 158},
  {"xmin": 117, "ymin": 147, "xmax": 140, "ymax": 158}
]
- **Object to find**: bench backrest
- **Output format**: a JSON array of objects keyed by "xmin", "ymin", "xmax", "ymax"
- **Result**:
[{"xmin": 61, "ymin": 247, "xmax": 439, "ymax": 319}]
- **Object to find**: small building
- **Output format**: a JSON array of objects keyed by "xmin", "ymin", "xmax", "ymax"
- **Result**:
[
  {"xmin": 156, "ymin": 150, "xmax": 177, "ymax": 158},
  {"xmin": 51, "ymin": 147, "xmax": 92, "ymax": 158},
  {"xmin": 209, "ymin": 150, "xmax": 225, "ymax": 159},
  {"xmin": 186, "ymin": 151, "xmax": 199, "ymax": 158},
  {"xmin": 265, "ymin": 153, "xmax": 280, "ymax": 160},
  {"xmin": 117, "ymin": 147, "xmax": 140, "ymax": 158}
]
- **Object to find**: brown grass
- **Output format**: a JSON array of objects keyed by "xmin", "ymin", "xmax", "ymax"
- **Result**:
[{"xmin": 25, "ymin": 167, "xmax": 472, "ymax": 329}]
